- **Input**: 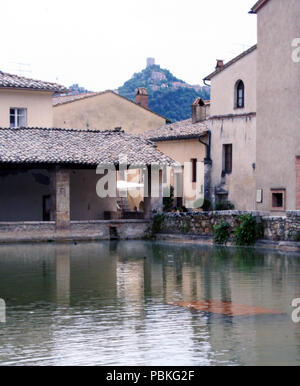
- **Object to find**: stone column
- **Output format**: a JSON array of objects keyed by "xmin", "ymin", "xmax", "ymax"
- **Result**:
[
  {"xmin": 49, "ymin": 168, "xmax": 56, "ymax": 221},
  {"xmin": 144, "ymin": 165, "xmax": 163, "ymax": 218},
  {"xmin": 55, "ymin": 168, "xmax": 70, "ymax": 229},
  {"xmin": 143, "ymin": 165, "xmax": 152, "ymax": 219}
]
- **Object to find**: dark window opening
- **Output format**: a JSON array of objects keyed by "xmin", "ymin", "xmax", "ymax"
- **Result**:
[
  {"xmin": 43, "ymin": 195, "xmax": 51, "ymax": 221},
  {"xmin": 236, "ymin": 80, "xmax": 245, "ymax": 108},
  {"xmin": 223, "ymin": 144, "xmax": 232, "ymax": 174},
  {"xmin": 271, "ymin": 189, "xmax": 285, "ymax": 211},
  {"xmin": 191, "ymin": 158, "xmax": 197, "ymax": 183},
  {"xmin": 272, "ymin": 193, "xmax": 283, "ymax": 208}
]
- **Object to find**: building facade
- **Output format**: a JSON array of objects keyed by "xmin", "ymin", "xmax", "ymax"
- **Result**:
[
  {"xmin": 253, "ymin": 0, "xmax": 300, "ymax": 212},
  {"xmin": 143, "ymin": 99, "xmax": 210, "ymax": 209},
  {"xmin": 0, "ymin": 72, "xmax": 172, "ymax": 241},
  {"xmin": 204, "ymin": 46, "xmax": 257, "ymax": 210},
  {"xmin": 203, "ymin": 0, "xmax": 300, "ymax": 213},
  {"xmin": 53, "ymin": 89, "xmax": 169, "ymax": 135},
  {"xmin": 0, "ymin": 71, "xmax": 67, "ymax": 128}
]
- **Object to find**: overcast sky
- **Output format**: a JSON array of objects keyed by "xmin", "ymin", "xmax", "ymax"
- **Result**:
[{"xmin": 0, "ymin": 0, "xmax": 257, "ymax": 91}]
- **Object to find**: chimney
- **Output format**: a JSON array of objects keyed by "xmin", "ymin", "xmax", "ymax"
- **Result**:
[
  {"xmin": 136, "ymin": 87, "xmax": 148, "ymax": 109},
  {"xmin": 192, "ymin": 98, "xmax": 206, "ymax": 123},
  {"xmin": 215, "ymin": 59, "xmax": 224, "ymax": 69}
]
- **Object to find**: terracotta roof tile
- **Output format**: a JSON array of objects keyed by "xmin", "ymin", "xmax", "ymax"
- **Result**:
[
  {"xmin": 52, "ymin": 92, "xmax": 105, "ymax": 106},
  {"xmin": 0, "ymin": 127, "xmax": 174, "ymax": 166},
  {"xmin": 0, "ymin": 71, "xmax": 68, "ymax": 93},
  {"xmin": 142, "ymin": 118, "xmax": 208, "ymax": 141}
]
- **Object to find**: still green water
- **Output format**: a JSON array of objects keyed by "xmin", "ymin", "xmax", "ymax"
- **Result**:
[{"xmin": 0, "ymin": 241, "xmax": 299, "ymax": 366}]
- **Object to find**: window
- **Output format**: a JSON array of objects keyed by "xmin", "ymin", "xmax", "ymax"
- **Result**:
[
  {"xmin": 10, "ymin": 108, "xmax": 27, "ymax": 128},
  {"xmin": 223, "ymin": 144, "xmax": 232, "ymax": 174},
  {"xmin": 235, "ymin": 80, "xmax": 245, "ymax": 108},
  {"xmin": 271, "ymin": 189, "xmax": 286, "ymax": 211},
  {"xmin": 43, "ymin": 195, "xmax": 51, "ymax": 221},
  {"xmin": 191, "ymin": 158, "xmax": 197, "ymax": 183}
]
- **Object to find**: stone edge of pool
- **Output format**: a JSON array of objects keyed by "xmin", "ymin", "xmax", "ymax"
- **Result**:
[{"xmin": 155, "ymin": 233, "xmax": 300, "ymax": 253}]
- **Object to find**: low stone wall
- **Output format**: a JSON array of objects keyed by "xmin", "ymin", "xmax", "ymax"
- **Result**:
[
  {"xmin": 0, "ymin": 220, "xmax": 150, "ymax": 243},
  {"xmin": 263, "ymin": 211, "xmax": 300, "ymax": 241},
  {"xmin": 159, "ymin": 210, "xmax": 300, "ymax": 242}
]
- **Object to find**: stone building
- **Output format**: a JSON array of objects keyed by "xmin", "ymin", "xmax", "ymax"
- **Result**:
[
  {"xmin": 203, "ymin": 46, "xmax": 257, "ymax": 210},
  {"xmin": 252, "ymin": 0, "xmax": 300, "ymax": 212},
  {"xmin": 53, "ymin": 89, "xmax": 169, "ymax": 135},
  {"xmin": 0, "ymin": 71, "xmax": 173, "ymax": 241},
  {"xmin": 203, "ymin": 0, "xmax": 300, "ymax": 213},
  {"xmin": 143, "ymin": 99, "xmax": 211, "ymax": 208},
  {"xmin": 0, "ymin": 126, "xmax": 172, "ymax": 241}
]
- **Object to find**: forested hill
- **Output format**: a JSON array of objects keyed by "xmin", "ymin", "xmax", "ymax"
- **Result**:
[{"xmin": 118, "ymin": 64, "xmax": 210, "ymax": 122}]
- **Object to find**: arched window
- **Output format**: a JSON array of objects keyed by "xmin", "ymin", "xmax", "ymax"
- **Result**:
[{"xmin": 235, "ymin": 80, "xmax": 245, "ymax": 108}]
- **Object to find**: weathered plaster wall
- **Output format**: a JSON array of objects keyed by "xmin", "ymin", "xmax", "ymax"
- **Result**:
[
  {"xmin": 53, "ymin": 91, "xmax": 166, "ymax": 134},
  {"xmin": 0, "ymin": 89, "xmax": 53, "ymax": 127},
  {"xmin": 208, "ymin": 115, "xmax": 256, "ymax": 210},
  {"xmin": 156, "ymin": 138, "xmax": 205, "ymax": 165},
  {"xmin": 155, "ymin": 138, "xmax": 206, "ymax": 205},
  {"xmin": 210, "ymin": 48, "xmax": 257, "ymax": 117},
  {"xmin": 208, "ymin": 46, "xmax": 257, "ymax": 210},
  {"xmin": 255, "ymin": 0, "xmax": 300, "ymax": 211}
]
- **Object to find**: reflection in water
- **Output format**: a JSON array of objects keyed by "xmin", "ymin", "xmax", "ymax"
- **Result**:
[
  {"xmin": 0, "ymin": 241, "xmax": 299, "ymax": 366},
  {"xmin": 169, "ymin": 300, "xmax": 284, "ymax": 316},
  {"xmin": 56, "ymin": 245, "xmax": 70, "ymax": 306}
]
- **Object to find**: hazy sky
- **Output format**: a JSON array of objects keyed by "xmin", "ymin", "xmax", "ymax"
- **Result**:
[{"xmin": 0, "ymin": 0, "xmax": 257, "ymax": 91}]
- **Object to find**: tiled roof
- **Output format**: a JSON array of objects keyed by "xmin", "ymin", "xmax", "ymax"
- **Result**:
[
  {"xmin": 203, "ymin": 45, "xmax": 257, "ymax": 81},
  {"xmin": 0, "ymin": 71, "xmax": 68, "ymax": 92},
  {"xmin": 0, "ymin": 127, "xmax": 174, "ymax": 166},
  {"xmin": 53, "ymin": 90, "xmax": 170, "ymax": 122},
  {"xmin": 142, "ymin": 118, "xmax": 208, "ymax": 141},
  {"xmin": 250, "ymin": 0, "xmax": 270, "ymax": 13},
  {"xmin": 52, "ymin": 92, "xmax": 104, "ymax": 106}
]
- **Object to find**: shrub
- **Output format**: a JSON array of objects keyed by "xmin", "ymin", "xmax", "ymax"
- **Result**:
[
  {"xmin": 163, "ymin": 186, "xmax": 174, "ymax": 212},
  {"xmin": 201, "ymin": 198, "xmax": 212, "ymax": 211},
  {"xmin": 233, "ymin": 214, "xmax": 259, "ymax": 246},
  {"xmin": 182, "ymin": 221, "xmax": 191, "ymax": 234},
  {"xmin": 294, "ymin": 231, "xmax": 300, "ymax": 242},
  {"xmin": 151, "ymin": 213, "xmax": 165, "ymax": 235},
  {"xmin": 214, "ymin": 221, "xmax": 230, "ymax": 245},
  {"xmin": 215, "ymin": 201, "xmax": 235, "ymax": 211}
]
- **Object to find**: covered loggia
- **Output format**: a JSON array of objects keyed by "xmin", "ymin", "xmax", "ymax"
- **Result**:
[{"xmin": 0, "ymin": 127, "xmax": 173, "ymax": 238}]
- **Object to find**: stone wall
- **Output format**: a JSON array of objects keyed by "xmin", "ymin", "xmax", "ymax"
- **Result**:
[
  {"xmin": 262, "ymin": 211, "xmax": 300, "ymax": 241},
  {"xmin": 159, "ymin": 210, "xmax": 300, "ymax": 242},
  {"xmin": 0, "ymin": 220, "xmax": 150, "ymax": 243}
]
